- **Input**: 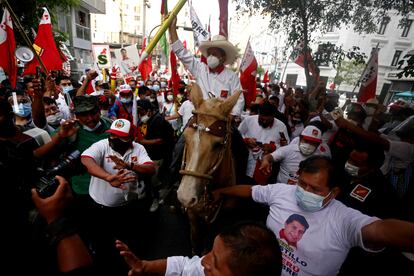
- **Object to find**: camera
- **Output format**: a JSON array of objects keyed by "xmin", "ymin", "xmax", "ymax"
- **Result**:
[{"xmin": 36, "ymin": 150, "xmax": 80, "ymax": 198}]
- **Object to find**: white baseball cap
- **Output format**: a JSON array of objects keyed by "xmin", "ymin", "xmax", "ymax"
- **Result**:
[
  {"xmin": 301, "ymin": 126, "xmax": 322, "ymax": 143},
  {"xmin": 119, "ymin": 84, "xmax": 132, "ymax": 94},
  {"xmin": 106, "ymin": 119, "xmax": 133, "ymax": 137}
]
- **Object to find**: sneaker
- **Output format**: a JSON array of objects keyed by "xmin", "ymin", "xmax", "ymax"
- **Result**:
[{"xmin": 149, "ymin": 198, "xmax": 159, "ymax": 212}]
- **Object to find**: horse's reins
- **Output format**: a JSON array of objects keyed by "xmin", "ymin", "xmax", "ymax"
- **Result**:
[{"xmin": 179, "ymin": 110, "xmax": 232, "ymax": 223}]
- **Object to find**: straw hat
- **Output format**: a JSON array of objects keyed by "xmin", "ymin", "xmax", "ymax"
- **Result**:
[{"xmin": 199, "ymin": 35, "xmax": 238, "ymax": 65}]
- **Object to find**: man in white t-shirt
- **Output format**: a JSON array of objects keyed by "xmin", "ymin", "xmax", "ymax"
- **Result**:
[
  {"xmin": 116, "ymin": 222, "xmax": 282, "ymax": 276},
  {"xmin": 213, "ymin": 156, "xmax": 414, "ymax": 276},
  {"xmin": 238, "ymin": 101, "xmax": 290, "ymax": 180},
  {"xmin": 81, "ymin": 118, "xmax": 156, "ymax": 274},
  {"xmin": 260, "ymin": 125, "xmax": 331, "ymax": 184},
  {"xmin": 166, "ymin": 93, "xmax": 195, "ymax": 132}
]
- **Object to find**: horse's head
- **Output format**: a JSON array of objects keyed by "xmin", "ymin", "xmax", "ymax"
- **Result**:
[{"xmin": 177, "ymin": 84, "xmax": 241, "ymax": 208}]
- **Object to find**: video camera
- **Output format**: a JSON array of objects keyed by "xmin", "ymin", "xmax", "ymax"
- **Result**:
[{"xmin": 36, "ymin": 150, "xmax": 80, "ymax": 198}]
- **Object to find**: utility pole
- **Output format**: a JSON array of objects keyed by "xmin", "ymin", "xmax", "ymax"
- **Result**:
[{"xmin": 120, "ymin": 0, "xmax": 124, "ymax": 48}]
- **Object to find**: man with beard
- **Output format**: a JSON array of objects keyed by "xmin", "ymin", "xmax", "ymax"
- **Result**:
[
  {"xmin": 81, "ymin": 118, "xmax": 155, "ymax": 274},
  {"xmin": 238, "ymin": 101, "xmax": 289, "ymax": 183}
]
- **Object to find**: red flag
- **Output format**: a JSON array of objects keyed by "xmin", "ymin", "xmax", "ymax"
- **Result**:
[
  {"xmin": 263, "ymin": 70, "xmax": 269, "ymax": 84},
  {"xmin": 240, "ymin": 40, "xmax": 258, "ymax": 109},
  {"xmin": 170, "ymin": 50, "xmax": 180, "ymax": 96},
  {"xmin": 0, "ymin": 8, "xmax": 17, "ymax": 88},
  {"xmin": 218, "ymin": 0, "xmax": 228, "ymax": 38},
  {"xmin": 358, "ymin": 48, "xmax": 378, "ymax": 103},
  {"xmin": 139, "ymin": 37, "xmax": 152, "ymax": 81},
  {"xmin": 24, "ymin": 8, "xmax": 64, "ymax": 75}
]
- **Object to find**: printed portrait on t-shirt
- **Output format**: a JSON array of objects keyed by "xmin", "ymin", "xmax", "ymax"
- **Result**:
[{"xmin": 278, "ymin": 214, "xmax": 309, "ymax": 250}]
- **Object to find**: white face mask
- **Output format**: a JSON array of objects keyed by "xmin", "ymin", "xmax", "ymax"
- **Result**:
[
  {"xmin": 83, "ymin": 121, "xmax": 102, "ymax": 132},
  {"xmin": 140, "ymin": 114, "xmax": 150, "ymax": 123},
  {"xmin": 296, "ymin": 185, "xmax": 331, "ymax": 212},
  {"xmin": 100, "ymin": 110, "xmax": 109, "ymax": 117},
  {"xmin": 207, "ymin": 55, "xmax": 220, "ymax": 69},
  {"xmin": 299, "ymin": 142, "xmax": 317, "ymax": 156},
  {"xmin": 167, "ymin": 95, "xmax": 174, "ymax": 101},
  {"xmin": 160, "ymin": 81, "xmax": 167, "ymax": 88},
  {"xmin": 120, "ymin": 97, "xmax": 132, "ymax": 104},
  {"xmin": 46, "ymin": 112, "xmax": 63, "ymax": 126},
  {"xmin": 62, "ymin": 85, "xmax": 73, "ymax": 94},
  {"xmin": 152, "ymin": 84, "xmax": 160, "ymax": 91},
  {"xmin": 344, "ymin": 161, "xmax": 359, "ymax": 177}
]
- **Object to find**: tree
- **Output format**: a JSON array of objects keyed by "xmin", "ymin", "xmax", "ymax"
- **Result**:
[
  {"xmin": 1, "ymin": 0, "xmax": 80, "ymax": 45},
  {"xmin": 334, "ymin": 60, "xmax": 366, "ymax": 91},
  {"xmin": 397, "ymin": 52, "xmax": 414, "ymax": 78},
  {"xmin": 234, "ymin": 0, "xmax": 412, "ymax": 91}
]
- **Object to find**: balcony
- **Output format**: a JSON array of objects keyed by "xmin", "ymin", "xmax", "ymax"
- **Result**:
[{"xmin": 81, "ymin": 0, "xmax": 105, "ymax": 14}]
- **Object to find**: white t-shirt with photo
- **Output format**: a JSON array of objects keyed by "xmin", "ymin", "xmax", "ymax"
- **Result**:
[
  {"xmin": 252, "ymin": 184, "xmax": 380, "ymax": 276},
  {"xmin": 82, "ymin": 139, "xmax": 154, "ymax": 207}
]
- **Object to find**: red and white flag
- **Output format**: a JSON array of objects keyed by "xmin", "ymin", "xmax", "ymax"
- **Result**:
[
  {"xmin": 24, "ymin": 8, "xmax": 64, "ymax": 75},
  {"xmin": 139, "ymin": 37, "xmax": 152, "ymax": 81},
  {"xmin": 240, "ymin": 40, "xmax": 258, "ymax": 108},
  {"xmin": 0, "ymin": 8, "xmax": 17, "ymax": 88},
  {"xmin": 218, "ymin": 0, "xmax": 228, "ymax": 38},
  {"xmin": 190, "ymin": 4, "xmax": 210, "ymax": 47},
  {"xmin": 357, "ymin": 48, "xmax": 378, "ymax": 103}
]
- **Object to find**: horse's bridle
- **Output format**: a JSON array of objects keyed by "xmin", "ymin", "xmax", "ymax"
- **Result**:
[{"xmin": 179, "ymin": 109, "xmax": 232, "ymax": 182}]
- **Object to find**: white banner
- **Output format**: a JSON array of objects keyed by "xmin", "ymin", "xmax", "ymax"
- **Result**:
[
  {"xmin": 92, "ymin": 44, "xmax": 112, "ymax": 69},
  {"xmin": 114, "ymin": 44, "xmax": 140, "ymax": 76},
  {"xmin": 190, "ymin": 4, "xmax": 210, "ymax": 47}
]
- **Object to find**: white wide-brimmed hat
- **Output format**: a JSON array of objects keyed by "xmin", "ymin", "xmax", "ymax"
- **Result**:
[{"xmin": 199, "ymin": 35, "xmax": 238, "ymax": 65}]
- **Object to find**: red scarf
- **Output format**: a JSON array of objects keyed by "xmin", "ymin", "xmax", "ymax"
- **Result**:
[{"xmin": 209, "ymin": 64, "xmax": 225, "ymax": 74}]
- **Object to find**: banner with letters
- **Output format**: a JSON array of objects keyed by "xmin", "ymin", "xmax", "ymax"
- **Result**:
[{"xmin": 92, "ymin": 44, "xmax": 112, "ymax": 69}]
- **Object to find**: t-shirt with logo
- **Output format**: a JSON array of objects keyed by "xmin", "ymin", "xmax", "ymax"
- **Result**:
[
  {"xmin": 252, "ymin": 184, "xmax": 380, "ymax": 276},
  {"xmin": 82, "ymin": 139, "xmax": 154, "ymax": 207}
]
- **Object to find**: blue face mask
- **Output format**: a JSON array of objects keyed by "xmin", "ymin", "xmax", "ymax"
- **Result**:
[
  {"xmin": 14, "ymin": 103, "xmax": 32, "ymax": 118},
  {"xmin": 62, "ymin": 85, "xmax": 73, "ymax": 94},
  {"xmin": 295, "ymin": 185, "xmax": 331, "ymax": 212},
  {"xmin": 152, "ymin": 84, "xmax": 160, "ymax": 92}
]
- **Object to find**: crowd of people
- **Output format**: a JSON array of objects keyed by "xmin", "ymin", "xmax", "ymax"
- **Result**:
[{"xmin": 1, "ymin": 15, "xmax": 414, "ymax": 276}]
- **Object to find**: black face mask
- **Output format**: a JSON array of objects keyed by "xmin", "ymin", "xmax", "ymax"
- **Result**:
[{"xmin": 108, "ymin": 137, "xmax": 131, "ymax": 154}]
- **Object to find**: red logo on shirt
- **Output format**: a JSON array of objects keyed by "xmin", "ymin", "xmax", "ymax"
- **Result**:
[{"xmin": 220, "ymin": 90, "xmax": 229, "ymax": 98}]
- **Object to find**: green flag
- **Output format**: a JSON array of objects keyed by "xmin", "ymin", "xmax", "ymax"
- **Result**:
[{"xmin": 160, "ymin": 0, "xmax": 169, "ymax": 59}]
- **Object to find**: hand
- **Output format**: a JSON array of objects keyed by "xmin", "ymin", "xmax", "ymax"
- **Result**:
[
  {"xmin": 106, "ymin": 170, "xmax": 136, "ymax": 189},
  {"xmin": 58, "ymin": 119, "xmax": 79, "ymax": 139},
  {"xmin": 244, "ymin": 137, "xmax": 257, "ymax": 149},
  {"xmin": 45, "ymin": 74, "xmax": 58, "ymax": 95},
  {"xmin": 280, "ymin": 138, "xmax": 288, "ymax": 147},
  {"xmin": 31, "ymin": 176, "xmax": 72, "ymax": 224},
  {"xmin": 109, "ymin": 155, "xmax": 130, "ymax": 170},
  {"xmin": 32, "ymin": 79, "xmax": 44, "ymax": 98},
  {"xmin": 86, "ymin": 70, "xmax": 98, "ymax": 82},
  {"xmin": 259, "ymin": 155, "xmax": 272, "ymax": 176},
  {"xmin": 115, "ymin": 240, "xmax": 144, "ymax": 275},
  {"xmin": 262, "ymin": 143, "xmax": 275, "ymax": 154}
]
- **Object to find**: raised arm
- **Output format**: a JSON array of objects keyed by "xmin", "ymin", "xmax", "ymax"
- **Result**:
[
  {"xmin": 31, "ymin": 78, "xmax": 47, "ymax": 129},
  {"xmin": 76, "ymin": 70, "xmax": 98, "ymax": 96}
]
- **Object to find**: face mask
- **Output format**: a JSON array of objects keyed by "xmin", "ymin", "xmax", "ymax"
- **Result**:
[
  {"xmin": 62, "ymin": 85, "xmax": 73, "ymax": 94},
  {"xmin": 364, "ymin": 106, "xmax": 376, "ymax": 116},
  {"xmin": 145, "ymin": 96, "xmax": 151, "ymax": 100},
  {"xmin": 83, "ymin": 121, "xmax": 102, "ymax": 132},
  {"xmin": 147, "ymin": 85, "xmax": 153, "ymax": 90},
  {"xmin": 14, "ymin": 103, "xmax": 32, "ymax": 117},
  {"xmin": 140, "ymin": 114, "xmax": 150, "ymax": 123},
  {"xmin": 207, "ymin": 55, "xmax": 220, "ymax": 69},
  {"xmin": 120, "ymin": 97, "xmax": 132, "ymax": 104},
  {"xmin": 46, "ymin": 112, "xmax": 63, "ymax": 126},
  {"xmin": 160, "ymin": 81, "xmax": 167, "ymax": 88},
  {"xmin": 344, "ymin": 161, "xmax": 359, "ymax": 177},
  {"xmin": 138, "ymin": 81, "xmax": 144, "ymax": 86},
  {"xmin": 167, "ymin": 95, "xmax": 174, "ymax": 101},
  {"xmin": 150, "ymin": 98, "xmax": 156, "ymax": 103},
  {"xmin": 152, "ymin": 85, "xmax": 160, "ymax": 92},
  {"xmin": 296, "ymin": 185, "xmax": 331, "ymax": 212},
  {"xmin": 109, "ymin": 137, "xmax": 131, "ymax": 154},
  {"xmin": 299, "ymin": 142, "xmax": 317, "ymax": 156}
]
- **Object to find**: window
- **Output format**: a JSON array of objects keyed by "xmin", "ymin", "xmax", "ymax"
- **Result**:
[
  {"xmin": 135, "ymin": 16, "xmax": 140, "ymax": 21},
  {"xmin": 378, "ymin": 17, "xmax": 390, "ymax": 35},
  {"xmin": 75, "ymin": 9, "xmax": 91, "ymax": 41},
  {"xmin": 391, "ymin": 50, "xmax": 402, "ymax": 66},
  {"xmin": 401, "ymin": 20, "xmax": 413, "ymax": 37}
]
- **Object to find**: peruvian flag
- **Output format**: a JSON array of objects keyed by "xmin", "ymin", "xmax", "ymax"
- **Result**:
[
  {"xmin": 139, "ymin": 37, "xmax": 152, "ymax": 81},
  {"xmin": 24, "ymin": 8, "xmax": 64, "ymax": 75},
  {"xmin": 170, "ymin": 50, "xmax": 180, "ymax": 96},
  {"xmin": 263, "ymin": 70, "xmax": 269, "ymax": 84},
  {"xmin": 239, "ymin": 40, "xmax": 257, "ymax": 108},
  {"xmin": 218, "ymin": 0, "xmax": 228, "ymax": 38},
  {"xmin": 292, "ymin": 42, "xmax": 319, "ymax": 81},
  {"xmin": 357, "ymin": 48, "xmax": 378, "ymax": 103},
  {"xmin": 0, "ymin": 8, "xmax": 17, "ymax": 88}
]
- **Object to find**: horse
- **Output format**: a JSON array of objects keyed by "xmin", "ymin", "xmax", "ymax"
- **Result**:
[{"xmin": 177, "ymin": 84, "xmax": 250, "ymax": 254}]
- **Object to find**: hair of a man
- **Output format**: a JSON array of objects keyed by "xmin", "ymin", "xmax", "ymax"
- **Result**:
[
  {"xmin": 219, "ymin": 221, "xmax": 282, "ymax": 276},
  {"xmin": 285, "ymin": 214, "xmax": 309, "ymax": 230},
  {"xmin": 298, "ymin": 155, "xmax": 343, "ymax": 189}
]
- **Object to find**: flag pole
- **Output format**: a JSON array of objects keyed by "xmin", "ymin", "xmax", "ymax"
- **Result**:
[
  {"xmin": 1, "ymin": 0, "xmax": 49, "ymax": 74},
  {"xmin": 138, "ymin": 0, "xmax": 187, "ymax": 67},
  {"xmin": 351, "ymin": 42, "xmax": 379, "ymax": 95}
]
